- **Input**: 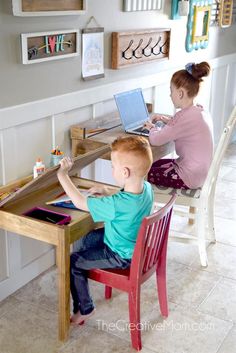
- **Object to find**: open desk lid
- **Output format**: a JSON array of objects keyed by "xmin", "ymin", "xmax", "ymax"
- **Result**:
[{"xmin": 0, "ymin": 143, "xmax": 110, "ymax": 208}]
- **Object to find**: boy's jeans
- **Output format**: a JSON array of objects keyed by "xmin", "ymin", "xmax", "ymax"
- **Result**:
[{"xmin": 70, "ymin": 228, "xmax": 131, "ymax": 315}]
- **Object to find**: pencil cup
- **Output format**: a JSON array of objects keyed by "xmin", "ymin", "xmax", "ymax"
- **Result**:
[{"xmin": 50, "ymin": 154, "xmax": 63, "ymax": 167}]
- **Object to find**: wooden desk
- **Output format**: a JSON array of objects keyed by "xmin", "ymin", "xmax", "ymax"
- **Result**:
[
  {"xmin": 0, "ymin": 145, "xmax": 113, "ymax": 342},
  {"xmin": 0, "ymin": 175, "xmax": 118, "ymax": 342},
  {"xmin": 72, "ymin": 125, "xmax": 174, "ymax": 161}
]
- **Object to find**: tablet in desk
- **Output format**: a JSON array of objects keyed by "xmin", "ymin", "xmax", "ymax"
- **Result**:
[{"xmin": 23, "ymin": 207, "xmax": 71, "ymax": 225}]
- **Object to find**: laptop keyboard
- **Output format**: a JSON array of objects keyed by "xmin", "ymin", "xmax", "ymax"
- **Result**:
[{"xmin": 133, "ymin": 127, "xmax": 149, "ymax": 134}]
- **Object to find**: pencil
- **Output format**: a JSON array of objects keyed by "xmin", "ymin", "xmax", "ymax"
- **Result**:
[{"xmin": 46, "ymin": 217, "xmax": 56, "ymax": 223}]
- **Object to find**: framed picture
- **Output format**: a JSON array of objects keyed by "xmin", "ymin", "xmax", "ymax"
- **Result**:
[
  {"xmin": 81, "ymin": 28, "xmax": 104, "ymax": 80},
  {"xmin": 218, "ymin": 0, "xmax": 233, "ymax": 27},
  {"xmin": 192, "ymin": 5, "xmax": 211, "ymax": 42},
  {"xmin": 185, "ymin": 0, "xmax": 212, "ymax": 52},
  {"xmin": 21, "ymin": 30, "xmax": 79, "ymax": 64},
  {"xmin": 12, "ymin": 0, "xmax": 87, "ymax": 16}
]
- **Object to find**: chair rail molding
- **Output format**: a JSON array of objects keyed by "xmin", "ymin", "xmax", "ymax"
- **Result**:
[{"xmin": 0, "ymin": 53, "xmax": 235, "ymax": 131}]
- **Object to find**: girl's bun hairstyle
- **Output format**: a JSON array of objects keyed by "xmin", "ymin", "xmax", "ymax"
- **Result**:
[
  {"xmin": 191, "ymin": 62, "xmax": 210, "ymax": 82},
  {"xmin": 171, "ymin": 61, "xmax": 211, "ymax": 98}
]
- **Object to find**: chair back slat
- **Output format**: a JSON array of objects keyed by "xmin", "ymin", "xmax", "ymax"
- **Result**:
[
  {"xmin": 142, "ymin": 225, "xmax": 152, "ymax": 272},
  {"xmin": 149, "ymin": 221, "xmax": 163, "ymax": 266},
  {"xmin": 130, "ymin": 194, "xmax": 176, "ymax": 280},
  {"xmin": 153, "ymin": 217, "xmax": 167, "ymax": 265},
  {"xmin": 203, "ymin": 105, "xmax": 236, "ymax": 198},
  {"xmin": 144, "ymin": 219, "xmax": 164, "ymax": 272},
  {"xmin": 154, "ymin": 213, "xmax": 171, "ymax": 264},
  {"xmin": 145, "ymin": 215, "xmax": 170, "ymax": 272},
  {"xmin": 143, "ymin": 223, "xmax": 158, "ymax": 272}
]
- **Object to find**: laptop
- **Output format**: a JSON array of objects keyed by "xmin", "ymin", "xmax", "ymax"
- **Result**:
[{"xmin": 114, "ymin": 88, "xmax": 164, "ymax": 137}]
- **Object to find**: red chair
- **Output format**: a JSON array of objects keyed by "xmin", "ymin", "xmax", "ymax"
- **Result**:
[{"xmin": 87, "ymin": 194, "xmax": 176, "ymax": 351}]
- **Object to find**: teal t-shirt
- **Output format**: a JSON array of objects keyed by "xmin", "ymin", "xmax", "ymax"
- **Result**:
[{"xmin": 87, "ymin": 181, "xmax": 154, "ymax": 259}]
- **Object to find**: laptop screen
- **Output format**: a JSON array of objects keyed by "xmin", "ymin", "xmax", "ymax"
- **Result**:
[{"xmin": 114, "ymin": 88, "xmax": 149, "ymax": 130}]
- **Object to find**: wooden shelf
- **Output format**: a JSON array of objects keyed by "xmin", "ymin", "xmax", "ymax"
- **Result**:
[{"xmin": 12, "ymin": 0, "xmax": 87, "ymax": 16}]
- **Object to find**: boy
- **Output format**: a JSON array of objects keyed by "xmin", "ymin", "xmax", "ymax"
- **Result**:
[{"xmin": 57, "ymin": 135, "xmax": 154, "ymax": 325}]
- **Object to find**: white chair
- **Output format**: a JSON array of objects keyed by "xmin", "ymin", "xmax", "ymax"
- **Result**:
[{"xmin": 152, "ymin": 105, "xmax": 236, "ymax": 267}]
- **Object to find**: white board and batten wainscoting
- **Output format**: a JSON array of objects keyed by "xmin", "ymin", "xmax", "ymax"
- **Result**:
[{"xmin": 0, "ymin": 53, "xmax": 236, "ymax": 300}]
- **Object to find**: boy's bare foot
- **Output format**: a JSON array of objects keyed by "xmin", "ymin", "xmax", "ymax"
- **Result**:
[
  {"xmin": 70, "ymin": 308, "xmax": 96, "ymax": 325},
  {"xmin": 70, "ymin": 312, "xmax": 84, "ymax": 325}
]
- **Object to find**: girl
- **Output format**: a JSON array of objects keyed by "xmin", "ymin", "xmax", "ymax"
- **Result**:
[{"xmin": 144, "ymin": 62, "xmax": 213, "ymax": 190}]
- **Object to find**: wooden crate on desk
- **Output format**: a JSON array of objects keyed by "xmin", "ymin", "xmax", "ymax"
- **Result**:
[
  {"xmin": 70, "ymin": 113, "xmax": 121, "ymax": 140},
  {"xmin": 70, "ymin": 125, "xmax": 108, "ymax": 140},
  {"xmin": 71, "ymin": 139, "xmax": 110, "ymax": 159}
]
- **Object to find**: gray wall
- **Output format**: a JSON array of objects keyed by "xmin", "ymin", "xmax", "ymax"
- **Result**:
[{"xmin": 0, "ymin": 0, "xmax": 236, "ymax": 108}]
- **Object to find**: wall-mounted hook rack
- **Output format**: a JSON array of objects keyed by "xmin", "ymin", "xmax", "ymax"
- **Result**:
[
  {"xmin": 122, "ymin": 39, "xmax": 134, "ymax": 60},
  {"xmin": 151, "ymin": 36, "xmax": 162, "ymax": 55},
  {"xmin": 112, "ymin": 28, "xmax": 171, "ymax": 69},
  {"xmin": 142, "ymin": 37, "xmax": 153, "ymax": 57}
]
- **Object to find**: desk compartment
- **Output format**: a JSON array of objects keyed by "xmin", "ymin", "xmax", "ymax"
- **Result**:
[{"xmin": 23, "ymin": 207, "xmax": 71, "ymax": 225}]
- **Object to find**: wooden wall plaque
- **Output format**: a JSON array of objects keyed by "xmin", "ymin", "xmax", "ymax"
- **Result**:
[
  {"xmin": 21, "ymin": 30, "xmax": 79, "ymax": 64},
  {"xmin": 112, "ymin": 28, "xmax": 170, "ymax": 69},
  {"xmin": 218, "ymin": 0, "xmax": 233, "ymax": 27},
  {"xmin": 12, "ymin": 0, "xmax": 87, "ymax": 16}
]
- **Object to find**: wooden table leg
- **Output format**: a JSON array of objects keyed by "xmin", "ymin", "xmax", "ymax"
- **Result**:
[{"xmin": 57, "ymin": 228, "xmax": 70, "ymax": 341}]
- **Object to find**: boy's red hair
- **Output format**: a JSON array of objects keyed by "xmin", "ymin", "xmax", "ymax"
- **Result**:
[{"xmin": 111, "ymin": 136, "xmax": 153, "ymax": 176}]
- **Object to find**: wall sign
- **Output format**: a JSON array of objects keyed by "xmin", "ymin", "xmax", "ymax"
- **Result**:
[
  {"xmin": 21, "ymin": 30, "xmax": 79, "ymax": 64},
  {"xmin": 123, "ymin": 0, "xmax": 162, "ymax": 11},
  {"xmin": 12, "ymin": 0, "xmax": 87, "ymax": 16},
  {"xmin": 82, "ymin": 27, "xmax": 104, "ymax": 80},
  {"xmin": 218, "ymin": 0, "xmax": 233, "ymax": 27}
]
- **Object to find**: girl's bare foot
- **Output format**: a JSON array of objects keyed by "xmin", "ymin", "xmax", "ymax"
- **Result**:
[{"xmin": 70, "ymin": 308, "xmax": 96, "ymax": 325}]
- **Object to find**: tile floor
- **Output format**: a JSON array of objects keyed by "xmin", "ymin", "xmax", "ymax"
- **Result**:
[{"xmin": 0, "ymin": 142, "xmax": 236, "ymax": 353}]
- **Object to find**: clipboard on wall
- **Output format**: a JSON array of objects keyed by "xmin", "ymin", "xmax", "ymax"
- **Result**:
[{"xmin": 82, "ymin": 16, "xmax": 105, "ymax": 81}]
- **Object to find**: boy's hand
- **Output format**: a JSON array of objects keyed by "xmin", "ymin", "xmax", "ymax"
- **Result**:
[
  {"xmin": 57, "ymin": 157, "xmax": 73, "ymax": 175},
  {"xmin": 56, "ymin": 156, "xmax": 89, "ymax": 212},
  {"xmin": 88, "ymin": 185, "xmax": 108, "ymax": 196}
]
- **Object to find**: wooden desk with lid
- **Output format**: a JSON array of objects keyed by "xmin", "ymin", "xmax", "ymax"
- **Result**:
[{"xmin": 0, "ymin": 145, "xmax": 116, "ymax": 342}]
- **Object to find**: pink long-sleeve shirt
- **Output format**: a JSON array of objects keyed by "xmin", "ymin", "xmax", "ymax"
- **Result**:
[{"xmin": 149, "ymin": 105, "xmax": 213, "ymax": 189}]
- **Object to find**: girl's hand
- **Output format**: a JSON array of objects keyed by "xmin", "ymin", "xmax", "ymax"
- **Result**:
[
  {"xmin": 152, "ymin": 114, "xmax": 171, "ymax": 124},
  {"xmin": 58, "ymin": 157, "xmax": 73, "ymax": 174},
  {"xmin": 151, "ymin": 114, "xmax": 166, "ymax": 123},
  {"xmin": 143, "ymin": 121, "xmax": 155, "ymax": 130}
]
